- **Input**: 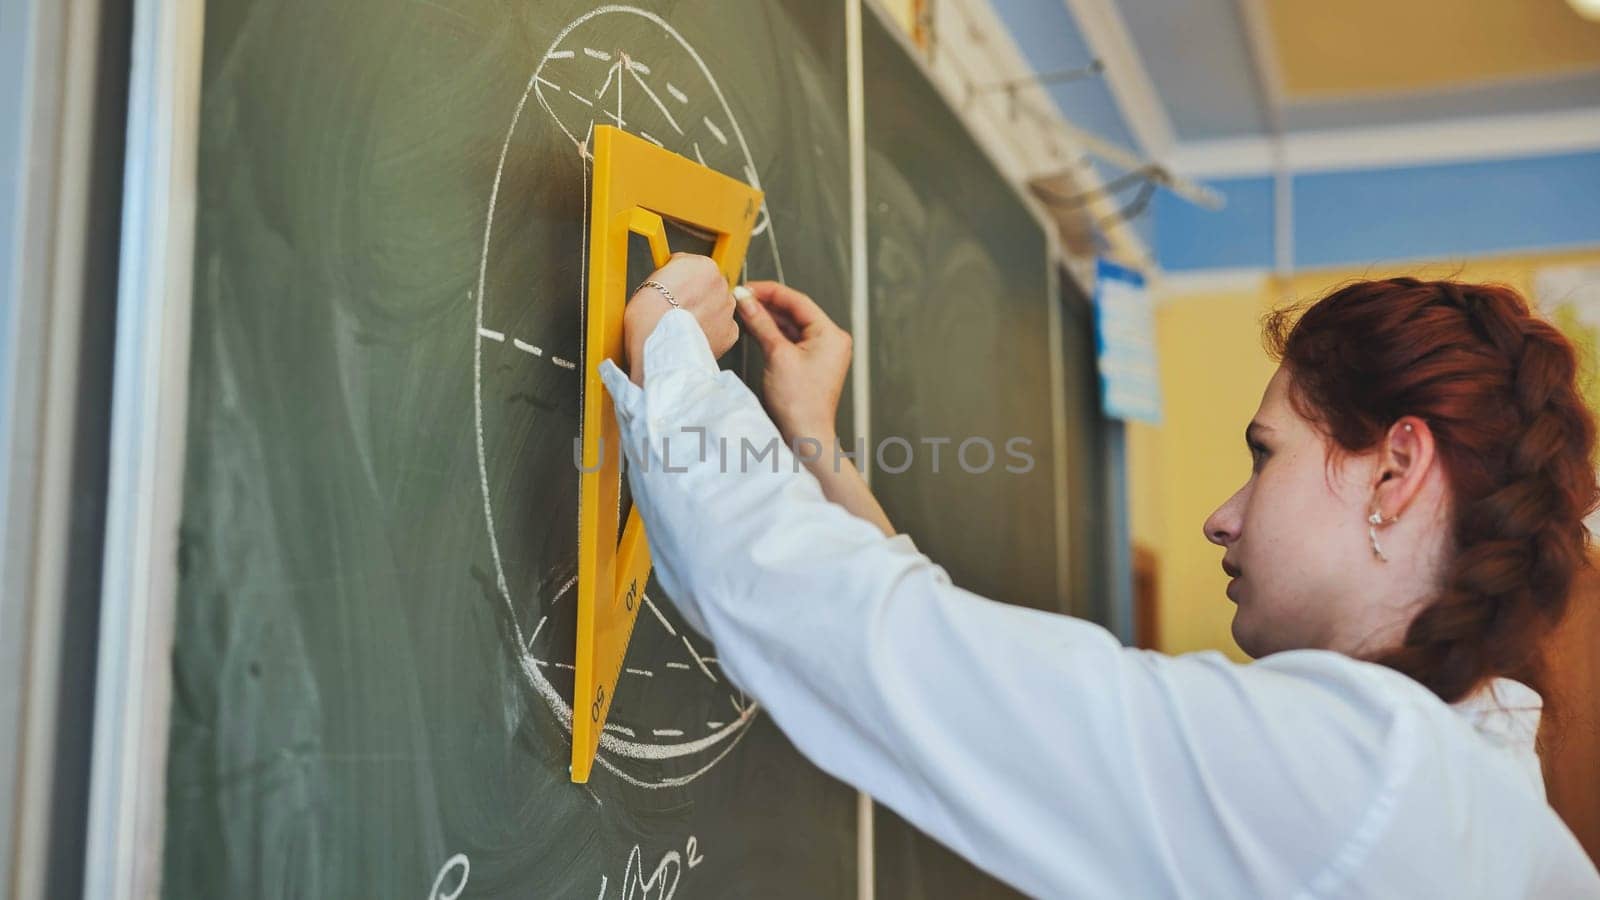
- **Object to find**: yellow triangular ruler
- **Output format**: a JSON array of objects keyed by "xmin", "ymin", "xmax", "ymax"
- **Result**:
[{"xmin": 573, "ymin": 125, "xmax": 763, "ymax": 783}]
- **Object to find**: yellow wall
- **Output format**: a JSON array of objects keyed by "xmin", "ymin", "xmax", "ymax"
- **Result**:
[
  {"xmin": 1134, "ymin": 245, "xmax": 1600, "ymax": 659},
  {"xmin": 1265, "ymin": 0, "xmax": 1600, "ymax": 99}
]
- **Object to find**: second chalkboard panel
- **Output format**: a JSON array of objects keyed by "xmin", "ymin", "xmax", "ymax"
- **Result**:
[{"xmin": 863, "ymin": 9, "xmax": 1061, "ymax": 900}]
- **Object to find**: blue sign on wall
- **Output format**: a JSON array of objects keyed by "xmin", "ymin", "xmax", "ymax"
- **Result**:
[{"xmin": 1093, "ymin": 258, "xmax": 1161, "ymax": 424}]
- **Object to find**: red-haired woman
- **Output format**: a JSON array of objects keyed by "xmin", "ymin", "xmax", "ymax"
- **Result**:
[{"xmin": 602, "ymin": 257, "xmax": 1600, "ymax": 896}]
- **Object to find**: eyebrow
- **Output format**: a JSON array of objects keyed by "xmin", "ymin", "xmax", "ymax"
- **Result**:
[{"xmin": 1245, "ymin": 421, "xmax": 1275, "ymax": 443}]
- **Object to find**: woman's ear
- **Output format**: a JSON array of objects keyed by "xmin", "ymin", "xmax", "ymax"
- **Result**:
[{"xmin": 1372, "ymin": 416, "xmax": 1435, "ymax": 519}]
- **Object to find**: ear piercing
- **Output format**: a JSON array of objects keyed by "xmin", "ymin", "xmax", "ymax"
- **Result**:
[
  {"xmin": 1365, "ymin": 423, "xmax": 1414, "ymax": 561},
  {"xmin": 1368, "ymin": 509, "xmax": 1399, "ymax": 562},
  {"xmin": 1368, "ymin": 423, "xmax": 1413, "ymax": 561}
]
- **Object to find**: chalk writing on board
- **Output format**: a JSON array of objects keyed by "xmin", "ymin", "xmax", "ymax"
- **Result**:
[
  {"xmin": 427, "ymin": 835, "xmax": 704, "ymax": 898},
  {"xmin": 473, "ymin": 6, "xmax": 783, "ymax": 789},
  {"xmin": 596, "ymin": 835, "xmax": 706, "ymax": 900},
  {"xmin": 427, "ymin": 853, "xmax": 470, "ymax": 900},
  {"xmin": 428, "ymin": 835, "xmax": 705, "ymax": 898}
]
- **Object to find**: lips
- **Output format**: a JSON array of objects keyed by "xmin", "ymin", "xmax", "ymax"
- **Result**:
[{"xmin": 1221, "ymin": 559, "xmax": 1242, "ymax": 579}]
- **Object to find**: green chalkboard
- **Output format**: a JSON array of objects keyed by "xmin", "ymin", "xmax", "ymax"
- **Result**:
[
  {"xmin": 860, "ymin": 11, "xmax": 1067, "ymax": 899},
  {"xmin": 862, "ymin": 16, "xmax": 1058, "ymax": 614},
  {"xmin": 1057, "ymin": 272, "xmax": 1118, "ymax": 628},
  {"xmin": 163, "ymin": 1, "xmax": 859, "ymax": 897}
]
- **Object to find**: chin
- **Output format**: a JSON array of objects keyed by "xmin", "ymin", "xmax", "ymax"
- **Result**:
[
  {"xmin": 1230, "ymin": 613, "xmax": 1269, "ymax": 660},
  {"xmin": 1232, "ymin": 612, "xmax": 1314, "ymax": 659}
]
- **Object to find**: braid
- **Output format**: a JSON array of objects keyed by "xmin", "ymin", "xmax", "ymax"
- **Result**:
[
  {"xmin": 1387, "ymin": 285, "xmax": 1597, "ymax": 701},
  {"xmin": 1268, "ymin": 278, "xmax": 1600, "ymax": 703}
]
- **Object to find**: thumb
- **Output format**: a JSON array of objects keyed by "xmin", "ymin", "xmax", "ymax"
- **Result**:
[{"xmin": 735, "ymin": 285, "xmax": 789, "ymax": 356}]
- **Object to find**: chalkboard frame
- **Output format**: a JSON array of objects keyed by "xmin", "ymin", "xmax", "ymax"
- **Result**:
[
  {"xmin": 85, "ymin": 1, "xmax": 205, "ymax": 897},
  {"xmin": 0, "ymin": 0, "xmax": 131, "ymax": 895}
]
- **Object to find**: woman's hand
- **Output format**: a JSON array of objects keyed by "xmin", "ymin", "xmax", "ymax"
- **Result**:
[
  {"xmin": 737, "ymin": 282, "xmax": 890, "ymax": 535},
  {"xmin": 735, "ymin": 281, "xmax": 853, "ymax": 446},
  {"xmin": 624, "ymin": 254, "xmax": 740, "ymax": 386}
]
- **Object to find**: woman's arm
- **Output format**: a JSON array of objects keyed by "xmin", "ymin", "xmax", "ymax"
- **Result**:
[
  {"xmin": 796, "ymin": 439, "xmax": 893, "ymax": 538},
  {"xmin": 597, "ymin": 308, "xmax": 1419, "ymax": 898},
  {"xmin": 730, "ymin": 281, "xmax": 893, "ymax": 537}
]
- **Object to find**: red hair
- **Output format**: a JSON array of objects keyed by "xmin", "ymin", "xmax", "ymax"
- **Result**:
[{"xmin": 1264, "ymin": 278, "xmax": 1599, "ymax": 703}]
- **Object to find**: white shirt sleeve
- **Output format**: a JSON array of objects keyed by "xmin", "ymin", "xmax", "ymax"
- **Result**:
[{"xmin": 592, "ymin": 308, "xmax": 1598, "ymax": 899}]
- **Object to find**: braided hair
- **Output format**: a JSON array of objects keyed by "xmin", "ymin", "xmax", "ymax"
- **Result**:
[{"xmin": 1263, "ymin": 278, "xmax": 1599, "ymax": 703}]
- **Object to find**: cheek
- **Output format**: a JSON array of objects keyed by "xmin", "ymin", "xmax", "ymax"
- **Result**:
[
  {"xmin": 1233, "ymin": 459, "xmax": 1356, "ymax": 654},
  {"xmin": 1242, "ymin": 455, "xmax": 1352, "ymax": 580}
]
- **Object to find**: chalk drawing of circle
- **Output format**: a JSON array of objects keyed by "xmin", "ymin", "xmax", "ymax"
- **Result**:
[
  {"xmin": 474, "ymin": 6, "xmax": 782, "ymax": 789},
  {"xmin": 533, "ymin": 6, "xmax": 782, "ymax": 271}
]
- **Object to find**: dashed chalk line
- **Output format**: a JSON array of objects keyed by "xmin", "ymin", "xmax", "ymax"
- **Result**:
[{"xmin": 483, "ymin": 328, "xmax": 575, "ymax": 372}]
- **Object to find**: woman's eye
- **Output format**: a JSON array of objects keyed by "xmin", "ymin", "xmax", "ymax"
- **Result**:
[{"xmin": 1248, "ymin": 443, "xmax": 1269, "ymax": 472}]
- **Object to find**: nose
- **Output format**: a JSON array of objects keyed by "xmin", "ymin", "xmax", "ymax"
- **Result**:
[{"xmin": 1204, "ymin": 487, "xmax": 1245, "ymax": 548}]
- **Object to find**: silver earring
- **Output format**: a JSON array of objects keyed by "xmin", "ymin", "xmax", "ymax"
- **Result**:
[
  {"xmin": 1369, "ymin": 425, "xmax": 1411, "ymax": 560},
  {"xmin": 1368, "ymin": 509, "xmax": 1399, "ymax": 562}
]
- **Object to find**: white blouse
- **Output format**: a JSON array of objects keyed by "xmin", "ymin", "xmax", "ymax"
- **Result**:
[{"xmin": 595, "ymin": 308, "xmax": 1600, "ymax": 898}]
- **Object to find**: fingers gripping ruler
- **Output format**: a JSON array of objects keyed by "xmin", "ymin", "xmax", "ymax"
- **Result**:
[{"xmin": 574, "ymin": 125, "xmax": 763, "ymax": 783}]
